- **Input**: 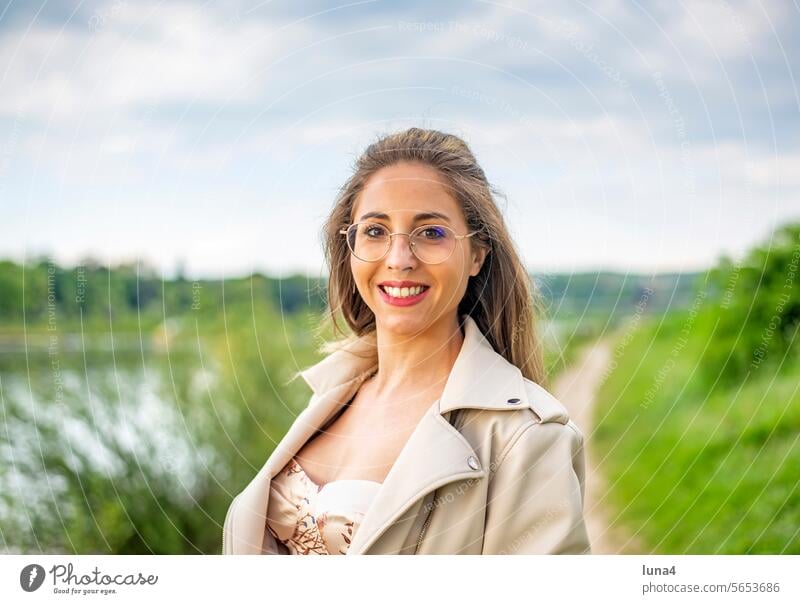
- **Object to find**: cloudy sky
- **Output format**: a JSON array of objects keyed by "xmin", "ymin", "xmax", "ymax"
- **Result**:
[{"xmin": 0, "ymin": 0, "xmax": 798, "ymax": 278}]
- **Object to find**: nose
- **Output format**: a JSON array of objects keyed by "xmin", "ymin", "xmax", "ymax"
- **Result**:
[{"xmin": 385, "ymin": 233, "xmax": 418, "ymax": 270}]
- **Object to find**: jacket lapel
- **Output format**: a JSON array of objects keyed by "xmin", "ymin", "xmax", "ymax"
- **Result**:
[
  {"xmin": 230, "ymin": 314, "xmax": 529, "ymax": 554},
  {"xmin": 345, "ymin": 404, "xmax": 487, "ymax": 554}
]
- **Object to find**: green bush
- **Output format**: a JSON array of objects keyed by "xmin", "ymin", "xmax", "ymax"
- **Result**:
[{"xmin": 703, "ymin": 222, "xmax": 800, "ymax": 385}]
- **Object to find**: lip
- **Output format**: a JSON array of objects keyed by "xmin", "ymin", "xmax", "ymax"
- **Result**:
[
  {"xmin": 377, "ymin": 283, "xmax": 430, "ymax": 307},
  {"xmin": 378, "ymin": 280, "xmax": 429, "ymax": 288}
]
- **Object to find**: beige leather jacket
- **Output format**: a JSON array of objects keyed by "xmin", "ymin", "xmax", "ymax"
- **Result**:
[{"xmin": 222, "ymin": 314, "xmax": 591, "ymax": 554}]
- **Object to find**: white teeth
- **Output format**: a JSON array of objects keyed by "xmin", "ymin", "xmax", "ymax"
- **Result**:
[{"xmin": 382, "ymin": 285, "xmax": 426, "ymax": 298}]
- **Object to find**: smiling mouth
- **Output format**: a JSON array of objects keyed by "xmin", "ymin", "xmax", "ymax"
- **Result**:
[{"xmin": 378, "ymin": 284, "xmax": 430, "ymax": 298}]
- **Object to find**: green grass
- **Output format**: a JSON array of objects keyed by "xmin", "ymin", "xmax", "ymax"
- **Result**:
[{"xmin": 594, "ymin": 309, "xmax": 800, "ymax": 554}]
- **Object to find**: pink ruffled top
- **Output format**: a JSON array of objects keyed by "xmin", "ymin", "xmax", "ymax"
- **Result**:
[{"xmin": 265, "ymin": 457, "xmax": 382, "ymax": 555}]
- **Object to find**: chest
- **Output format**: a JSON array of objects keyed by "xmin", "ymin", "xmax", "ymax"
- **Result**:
[{"xmin": 294, "ymin": 394, "xmax": 435, "ymax": 486}]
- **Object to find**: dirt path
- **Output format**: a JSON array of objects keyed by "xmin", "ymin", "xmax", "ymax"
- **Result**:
[{"xmin": 551, "ymin": 338, "xmax": 646, "ymax": 554}]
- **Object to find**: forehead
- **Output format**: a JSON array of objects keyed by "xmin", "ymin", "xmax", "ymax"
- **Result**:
[{"xmin": 352, "ymin": 162, "xmax": 462, "ymax": 223}]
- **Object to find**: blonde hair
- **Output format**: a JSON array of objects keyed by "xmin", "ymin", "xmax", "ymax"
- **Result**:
[{"xmin": 304, "ymin": 127, "xmax": 546, "ymax": 386}]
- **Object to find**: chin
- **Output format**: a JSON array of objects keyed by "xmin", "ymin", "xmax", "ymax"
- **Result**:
[{"xmin": 375, "ymin": 313, "xmax": 430, "ymax": 337}]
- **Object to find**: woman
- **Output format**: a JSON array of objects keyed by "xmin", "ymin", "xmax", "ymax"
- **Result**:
[{"xmin": 222, "ymin": 127, "xmax": 591, "ymax": 555}]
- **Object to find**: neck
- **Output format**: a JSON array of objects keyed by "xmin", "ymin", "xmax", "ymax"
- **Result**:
[{"xmin": 370, "ymin": 313, "xmax": 465, "ymax": 402}]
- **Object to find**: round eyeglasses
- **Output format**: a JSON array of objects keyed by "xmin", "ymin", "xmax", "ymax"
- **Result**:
[{"xmin": 339, "ymin": 222, "xmax": 481, "ymax": 264}]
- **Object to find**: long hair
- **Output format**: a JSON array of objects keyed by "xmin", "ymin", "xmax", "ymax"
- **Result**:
[{"xmin": 309, "ymin": 127, "xmax": 546, "ymax": 386}]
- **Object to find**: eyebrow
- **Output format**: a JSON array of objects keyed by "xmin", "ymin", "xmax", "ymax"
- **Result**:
[{"xmin": 358, "ymin": 211, "xmax": 452, "ymax": 224}]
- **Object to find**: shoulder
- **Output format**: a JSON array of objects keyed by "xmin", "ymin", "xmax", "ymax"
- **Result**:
[
  {"xmin": 506, "ymin": 379, "xmax": 584, "ymax": 458},
  {"xmin": 456, "ymin": 377, "xmax": 584, "ymax": 470},
  {"xmin": 500, "ymin": 377, "xmax": 578, "ymax": 431},
  {"xmin": 521, "ymin": 377, "xmax": 585, "ymax": 444},
  {"xmin": 522, "ymin": 377, "xmax": 569, "ymax": 424}
]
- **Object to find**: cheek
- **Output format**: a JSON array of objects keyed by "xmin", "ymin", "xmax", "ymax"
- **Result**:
[
  {"xmin": 350, "ymin": 256, "xmax": 372, "ymax": 289},
  {"xmin": 437, "ymin": 258, "xmax": 470, "ymax": 293}
]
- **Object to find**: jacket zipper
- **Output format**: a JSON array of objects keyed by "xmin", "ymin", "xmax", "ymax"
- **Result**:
[
  {"xmin": 414, "ymin": 490, "xmax": 436, "ymax": 554},
  {"xmin": 413, "ymin": 408, "xmax": 462, "ymax": 554}
]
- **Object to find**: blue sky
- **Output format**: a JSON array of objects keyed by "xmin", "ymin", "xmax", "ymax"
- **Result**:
[{"xmin": 0, "ymin": 0, "xmax": 798, "ymax": 278}]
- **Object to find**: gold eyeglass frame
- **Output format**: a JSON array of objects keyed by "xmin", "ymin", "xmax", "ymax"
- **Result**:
[{"xmin": 339, "ymin": 221, "xmax": 481, "ymax": 264}]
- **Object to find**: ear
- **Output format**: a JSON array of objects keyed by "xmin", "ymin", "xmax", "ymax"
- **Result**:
[{"xmin": 469, "ymin": 243, "xmax": 490, "ymax": 277}]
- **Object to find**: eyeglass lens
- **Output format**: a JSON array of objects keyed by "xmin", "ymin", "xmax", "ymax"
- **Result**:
[{"xmin": 346, "ymin": 222, "xmax": 456, "ymax": 263}]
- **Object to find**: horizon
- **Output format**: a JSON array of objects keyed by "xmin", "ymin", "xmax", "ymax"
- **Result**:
[{"xmin": 0, "ymin": 251, "xmax": 715, "ymax": 282}]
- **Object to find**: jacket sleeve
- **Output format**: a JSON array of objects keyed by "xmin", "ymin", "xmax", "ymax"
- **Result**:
[
  {"xmin": 221, "ymin": 494, "xmax": 289, "ymax": 554},
  {"xmin": 481, "ymin": 419, "xmax": 591, "ymax": 554}
]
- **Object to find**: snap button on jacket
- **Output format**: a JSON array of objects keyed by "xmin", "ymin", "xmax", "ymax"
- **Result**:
[{"xmin": 222, "ymin": 314, "xmax": 592, "ymax": 555}]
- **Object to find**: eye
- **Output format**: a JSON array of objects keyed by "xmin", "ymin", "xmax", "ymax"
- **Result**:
[
  {"xmin": 364, "ymin": 223, "xmax": 388, "ymax": 238},
  {"xmin": 418, "ymin": 226, "xmax": 447, "ymax": 240}
]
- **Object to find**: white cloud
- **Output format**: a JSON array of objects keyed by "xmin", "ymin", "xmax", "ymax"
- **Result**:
[
  {"xmin": 0, "ymin": 1, "xmax": 318, "ymax": 119},
  {"xmin": 669, "ymin": 0, "xmax": 781, "ymax": 59}
]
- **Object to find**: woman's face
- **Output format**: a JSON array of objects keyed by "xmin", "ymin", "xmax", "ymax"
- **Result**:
[{"xmin": 349, "ymin": 161, "xmax": 488, "ymax": 337}]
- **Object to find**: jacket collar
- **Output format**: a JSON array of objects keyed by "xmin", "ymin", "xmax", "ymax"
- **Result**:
[
  {"xmin": 229, "ymin": 314, "xmax": 530, "ymax": 555},
  {"xmin": 298, "ymin": 313, "xmax": 530, "ymax": 415}
]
